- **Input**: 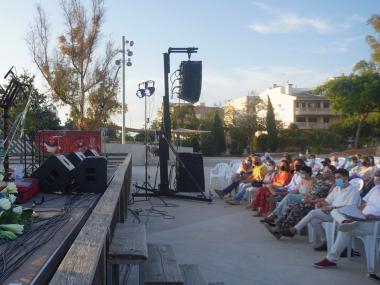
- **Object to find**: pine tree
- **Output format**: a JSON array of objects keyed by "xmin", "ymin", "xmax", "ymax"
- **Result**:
[
  {"xmin": 266, "ymin": 96, "xmax": 278, "ymax": 151},
  {"xmin": 211, "ymin": 112, "xmax": 226, "ymax": 154}
]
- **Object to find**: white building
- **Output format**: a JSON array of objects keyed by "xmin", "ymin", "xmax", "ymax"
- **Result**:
[
  {"xmin": 259, "ymin": 83, "xmax": 337, "ymax": 129},
  {"xmin": 224, "ymin": 95, "xmax": 259, "ymax": 126}
]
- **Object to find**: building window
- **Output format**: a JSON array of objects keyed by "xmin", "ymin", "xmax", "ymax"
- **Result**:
[
  {"xmin": 315, "ymin": 102, "xmax": 320, "ymax": 108},
  {"xmin": 295, "ymin": 102, "xmax": 299, "ymax": 108},
  {"xmin": 296, "ymin": 117, "xmax": 306, "ymax": 123},
  {"xmin": 323, "ymin": 102, "xmax": 329, "ymax": 108},
  {"xmin": 300, "ymin": 102, "xmax": 306, "ymax": 108},
  {"xmin": 308, "ymin": 117, "xmax": 317, "ymax": 123},
  {"xmin": 323, "ymin": 117, "xmax": 330, "ymax": 123},
  {"xmin": 308, "ymin": 102, "xmax": 313, "ymax": 108}
]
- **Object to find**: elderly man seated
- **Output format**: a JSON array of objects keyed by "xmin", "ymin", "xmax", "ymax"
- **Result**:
[
  {"xmin": 288, "ymin": 168, "xmax": 361, "ymax": 250},
  {"xmin": 314, "ymin": 169, "xmax": 380, "ymax": 272},
  {"xmin": 307, "ymin": 154, "xmax": 322, "ymax": 174},
  {"xmin": 215, "ymin": 155, "xmax": 267, "ymax": 199}
]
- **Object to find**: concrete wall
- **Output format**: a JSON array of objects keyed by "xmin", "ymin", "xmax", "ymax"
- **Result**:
[{"xmin": 103, "ymin": 143, "xmax": 193, "ymax": 166}]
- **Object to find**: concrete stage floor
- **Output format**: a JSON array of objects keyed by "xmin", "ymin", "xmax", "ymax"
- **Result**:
[{"xmin": 127, "ymin": 162, "xmax": 375, "ymax": 285}]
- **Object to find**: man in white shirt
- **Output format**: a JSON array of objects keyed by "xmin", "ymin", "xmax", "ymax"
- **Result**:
[
  {"xmin": 289, "ymin": 168, "xmax": 361, "ymax": 250},
  {"xmin": 314, "ymin": 170, "xmax": 380, "ymax": 270}
]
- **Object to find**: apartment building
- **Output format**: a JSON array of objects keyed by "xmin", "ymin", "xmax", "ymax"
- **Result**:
[
  {"xmin": 224, "ymin": 95, "xmax": 259, "ymax": 126},
  {"xmin": 259, "ymin": 83, "xmax": 337, "ymax": 129}
]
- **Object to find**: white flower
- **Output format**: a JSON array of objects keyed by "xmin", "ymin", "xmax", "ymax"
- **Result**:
[
  {"xmin": 12, "ymin": 206, "xmax": 23, "ymax": 215},
  {"xmin": 0, "ymin": 224, "xmax": 24, "ymax": 235},
  {"xmin": 5, "ymin": 183, "xmax": 18, "ymax": 194},
  {"xmin": 9, "ymin": 194, "xmax": 16, "ymax": 204},
  {"xmin": 0, "ymin": 198, "xmax": 11, "ymax": 210}
]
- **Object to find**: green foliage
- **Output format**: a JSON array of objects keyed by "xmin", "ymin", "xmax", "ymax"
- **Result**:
[
  {"xmin": 200, "ymin": 134, "xmax": 216, "ymax": 155},
  {"xmin": 228, "ymin": 97, "xmax": 265, "ymax": 154},
  {"xmin": 315, "ymin": 72, "xmax": 380, "ymax": 148},
  {"xmin": 266, "ymin": 96, "xmax": 278, "ymax": 151},
  {"xmin": 9, "ymin": 72, "xmax": 61, "ymax": 138},
  {"xmin": 211, "ymin": 112, "xmax": 226, "ymax": 154},
  {"xmin": 277, "ymin": 127, "xmax": 344, "ymax": 153},
  {"xmin": 171, "ymin": 104, "xmax": 199, "ymax": 130}
]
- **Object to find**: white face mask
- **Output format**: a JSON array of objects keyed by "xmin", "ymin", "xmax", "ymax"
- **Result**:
[{"xmin": 309, "ymin": 159, "xmax": 315, "ymax": 163}]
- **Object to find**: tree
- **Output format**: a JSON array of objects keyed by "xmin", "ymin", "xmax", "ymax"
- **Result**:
[
  {"xmin": 9, "ymin": 72, "xmax": 61, "ymax": 138},
  {"xmin": 27, "ymin": 0, "xmax": 121, "ymax": 130},
  {"xmin": 228, "ymin": 97, "xmax": 265, "ymax": 154},
  {"xmin": 211, "ymin": 112, "xmax": 226, "ymax": 154},
  {"xmin": 266, "ymin": 96, "xmax": 278, "ymax": 151},
  {"xmin": 316, "ymin": 72, "xmax": 380, "ymax": 148}
]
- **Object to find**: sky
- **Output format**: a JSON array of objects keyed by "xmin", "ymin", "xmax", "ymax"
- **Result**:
[{"xmin": 0, "ymin": 0, "xmax": 378, "ymax": 129}]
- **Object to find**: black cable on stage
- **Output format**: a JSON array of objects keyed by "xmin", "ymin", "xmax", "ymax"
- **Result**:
[{"xmin": 0, "ymin": 193, "xmax": 97, "ymax": 283}]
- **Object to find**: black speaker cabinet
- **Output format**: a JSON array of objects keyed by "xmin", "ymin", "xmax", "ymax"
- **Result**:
[
  {"xmin": 66, "ymin": 151, "xmax": 86, "ymax": 167},
  {"xmin": 31, "ymin": 155, "xmax": 75, "ymax": 193},
  {"xmin": 84, "ymin": 149, "xmax": 100, "ymax": 157},
  {"xmin": 73, "ymin": 157, "xmax": 107, "ymax": 193},
  {"xmin": 176, "ymin": 153, "xmax": 205, "ymax": 192},
  {"xmin": 178, "ymin": 61, "xmax": 202, "ymax": 103}
]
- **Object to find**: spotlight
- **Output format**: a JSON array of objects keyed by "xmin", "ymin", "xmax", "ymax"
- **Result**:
[
  {"xmin": 127, "ymin": 49, "xmax": 133, "ymax": 56},
  {"xmin": 136, "ymin": 89, "xmax": 145, "ymax": 98},
  {"xmin": 126, "ymin": 58, "xmax": 132, "ymax": 66}
]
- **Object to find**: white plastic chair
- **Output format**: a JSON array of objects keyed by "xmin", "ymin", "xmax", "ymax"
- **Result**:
[
  {"xmin": 349, "ymin": 177, "xmax": 364, "ymax": 192},
  {"xmin": 209, "ymin": 163, "xmax": 230, "ymax": 190},
  {"xmin": 225, "ymin": 162, "xmax": 242, "ymax": 185},
  {"xmin": 348, "ymin": 221, "xmax": 380, "ymax": 273}
]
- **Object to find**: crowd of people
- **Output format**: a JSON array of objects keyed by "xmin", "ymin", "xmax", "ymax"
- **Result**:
[{"xmin": 214, "ymin": 153, "xmax": 380, "ymax": 281}]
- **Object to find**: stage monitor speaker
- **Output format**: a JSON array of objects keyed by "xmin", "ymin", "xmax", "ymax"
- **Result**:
[
  {"xmin": 84, "ymin": 149, "xmax": 100, "ymax": 157},
  {"xmin": 66, "ymin": 151, "xmax": 86, "ymax": 167},
  {"xmin": 178, "ymin": 61, "xmax": 202, "ymax": 103},
  {"xmin": 176, "ymin": 153, "xmax": 205, "ymax": 193},
  {"xmin": 73, "ymin": 157, "xmax": 107, "ymax": 193},
  {"xmin": 31, "ymin": 155, "xmax": 75, "ymax": 193}
]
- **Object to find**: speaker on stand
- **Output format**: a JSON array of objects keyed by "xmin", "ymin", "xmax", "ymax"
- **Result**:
[{"xmin": 178, "ymin": 61, "xmax": 202, "ymax": 104}]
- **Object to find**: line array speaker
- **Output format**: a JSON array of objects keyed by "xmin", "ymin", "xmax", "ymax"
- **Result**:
[{"xmin": 178, "ymin": 61, "xmax": 202, "ymax": 103}]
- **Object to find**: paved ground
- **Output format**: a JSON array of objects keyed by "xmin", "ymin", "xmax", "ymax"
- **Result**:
[{"xmin": 126, "ymin": 159, "xmax": 376, "ymax": 285}]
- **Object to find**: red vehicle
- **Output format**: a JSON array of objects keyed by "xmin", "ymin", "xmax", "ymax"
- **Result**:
[{"xmin": 34, "ymin": 130, "xmax": 102, "ymax": 154}]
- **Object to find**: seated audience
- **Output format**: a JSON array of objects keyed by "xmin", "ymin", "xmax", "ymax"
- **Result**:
[
  {"xmin": 286, "ymin": 169, "xmax": 360, "ymax": 250},
  {"xmin": 358, "ymin": 156, "xmax": 376, "ymax": 185},
  {"xmin": 263, "ymin": 165, "xmax": 313, "ymax": 222},
  {"xmin": 264, "ymin": 173, "xmax": 335, "ymax": 238},
  {"xmin": 314, "ymin": 169, "xmax": 380, "ymax": 270},
  {"xmin": 226, "ymin": 160, "xmax": 276, "ymax": 206},
  {"xmin": 215, "ymin": 156, "xmax": 266, "ymax": 199},
  {"xmin": 307, "ymin": 154, "xmax": 322, "ymax": 173},
  {"xmin": 252, "ymin": 160, "xmax": 292, "ymax": 216}
]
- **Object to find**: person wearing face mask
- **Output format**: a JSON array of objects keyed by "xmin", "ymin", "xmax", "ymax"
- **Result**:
[
  {"xmin": 262, "ymin": 165, "xmax": 313, "ymax": 223},
  {"xmin": 314, "ymin": 169, "xmax": 380, "ymax": 271},
  {"xmin": 345, "ymin": 156, "xmax": 359, "ymax": 176},
  {"xmin": 307, "ymin": 154, "xmax": 322, "ymax": 174},
  {"xmin": 264, "ymin": 174, "xmax": 336, "ymax": 239},
  {"xmin": 358, "ymin": 156, "xmax": 376, "ymax": 185},
  {"xmin": 215, "ymin": 156, "xmax": 266, "ymax": 200},
  {"xmin": 285, "ymin": 169, "xmax": 361, "ymax": 251},
  {"xmin": 251, "ymin": 160, "xmax": 293, "ymax": 216},
  {"xmin": 226, "ymin": 160, "xmax": 276, "ymax": 206}
]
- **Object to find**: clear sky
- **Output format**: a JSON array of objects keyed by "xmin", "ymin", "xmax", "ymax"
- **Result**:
[{"xmin": 0, "ymin": 0, "xmax": 378, "ymax": 129}]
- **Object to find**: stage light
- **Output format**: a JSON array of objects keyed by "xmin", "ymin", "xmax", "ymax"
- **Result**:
[
  {"xmin": 136, "ymin": 89, "xmax": 145, "ymax": 98},
  {"xmin": 115, "ymin": 59, "xmax": 121, "ymax": 65},
  {"xmin": 126, "ymin": 58, "xmax": 132, "ymax": 66},
  {"xmin": 127, "ymin": 49, "xmax": 133, "ymax": 56}
]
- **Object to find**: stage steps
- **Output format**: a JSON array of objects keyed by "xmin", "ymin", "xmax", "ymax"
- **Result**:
[{"xmin": 107, "ymin": 223, "xmax": 224, "ymax": 285}]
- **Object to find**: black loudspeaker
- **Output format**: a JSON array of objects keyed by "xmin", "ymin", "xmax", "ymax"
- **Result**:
[
  {"xmin": 31, "ymin": 155, "xmax": 75, "ymax": 193},
  {"xmin": 66, "ymin": 151, "xmax": 86, "ymax": 167},
  {"xmin": 178, "ymin": 61, "xmax": 202, "ymax": 103},
  {"xmin": 73, "ymin": 157, "xmax": 107, "ymax": 193},
  {"xmin": 176, "ymin": 153, "xmax": 205, "ymax": 192},
  {"xmin": 84, "ymin": 149, "xmax": 100, "ymax": 157}
]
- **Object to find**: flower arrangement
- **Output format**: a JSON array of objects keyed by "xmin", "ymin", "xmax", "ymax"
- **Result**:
[{"xmin": 0, "ymin": 182, "xmax": 33, "ymax": 239}]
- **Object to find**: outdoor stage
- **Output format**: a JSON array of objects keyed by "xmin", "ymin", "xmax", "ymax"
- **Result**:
[{"xmin": 0, "ymin": 163, "xmax": 117, "ymax": 285}]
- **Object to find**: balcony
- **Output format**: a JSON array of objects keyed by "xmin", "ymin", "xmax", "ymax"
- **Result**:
[
  {"xmin": 295, "ymin": 122, "xmax": 330, "ymax": 129},
  {"xmin": 294, "ymin": 107, "xmax": 331, "ymax": 115}
]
